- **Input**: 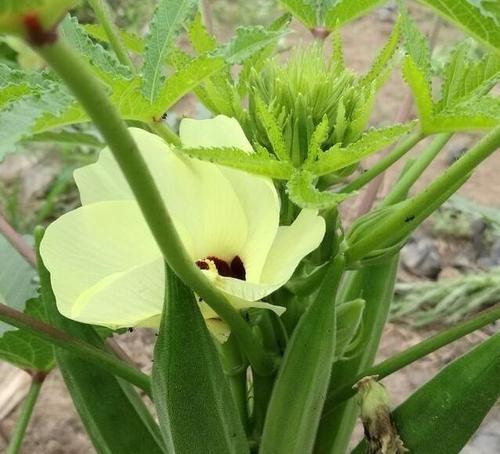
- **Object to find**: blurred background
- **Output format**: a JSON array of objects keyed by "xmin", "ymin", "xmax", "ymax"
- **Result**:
[{"xmin": 0, "ymin": 1, "xmax": 499, "ymax": 452}]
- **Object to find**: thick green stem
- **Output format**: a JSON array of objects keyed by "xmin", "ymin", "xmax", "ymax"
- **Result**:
[
  {"xmin": 217, "ymin": 335, "xmax": 249, "ymax": 432},
  {"xmin": 6, "ymin": 374, "xmax": 44, "ymax": 454},
  {"xmin": 35, "ymin": 39, "xmax": 273, "ymax": 375},
  {"xmin": 0, "ymin": 302, "xmax": 151, "ymax": 393},
  {"xmin": 338, "ymin": 132, "xmax": 423, "ymax": 194},
  {"xmin": 150, "ymin": 122, "xmax": 182, "ymax": 147},
  {"xmin": 87, "ymin": 0, "xmax": 135, "ymax": 69},
  {"xmin": 346, "ymin": 126, "xmax": 500, "ymax": 264},
  {"xmin": 381, "ymin": 133, "xmax": 452, "ymax": 207},
  {"xmin": 325, "ymin": 304, "xmax": 500, "ymax": 410}
]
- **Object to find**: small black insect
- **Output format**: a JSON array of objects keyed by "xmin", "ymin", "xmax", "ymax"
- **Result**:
[
  {"xmin": 404, "ymin": 215, "xmax": 415, "ymax": 223},
  {"xmin": 161, "ymin": 112, "xmax": 168, "ymax": 120}
]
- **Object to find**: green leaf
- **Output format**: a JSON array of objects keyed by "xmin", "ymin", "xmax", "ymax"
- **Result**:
[
  {"xmin": 260, "ymin": 255, "xmax": 345, "ymax": 454},
  {"xmin": 216, "ymin": 26, "xmax": 284, "ymax": 64},
  {"xmin": 325, "ymin": 0, "xmax": 387, "ymax": 29},
  {"xmin": 83, "ymin": 23, "xmax": 144, "ymax": 53},
  {"xmin": 188, "ymin": 11, "xmax": 218, "ymax": 53},
  {"xmin": 152, "ymin": 266, "xmax": 249, "ymax": 454},
  {"xmin": 278, "ymin": 0, "xmax": 317, "ymax": 28},
  {"xmin": 286, "ymin": 170, "xmax": 352, "ymax": 210},
  {"xmin": 0, "ymin": 84, "xmax": 73, "ymax": 160},
  {"xmin": 0, "ymin": 235, "xmax": 37, "ymax": 335},
  {"xmin": 361, "ymin": 17, "xmax": 401, "ymax": 86},
  {"xmin": 60, "ymin": 15, "xmax": 131, "ymax": 79},
  {"xmin": 142, "ymin": 0, "xmax": 198, "ymax": 103},
  {"xmin": 417, "ymin": 0, "xmax": 500, "ymax": 52},
  {"xmin": 352, "ymin": 333, "xmax": 500, "ymax": 454},
  {"xmin": 37, "ymin": 236, "xmax": 166, "ymax": 454},
  {"xmin": 25, "ymin": 130, "xmax": 104, "ymax": 147},
  {"xmin": 400, "ymin": 4, "xmax": 432, "ymax": 74},
  {"xmin": 181, "ymin": 146, "xmax": 295, "ymax": 179},
  {"xmin": 437, "ymin": 42, "xmax": 500, "ymax": 110},
  {"xmin": 0, "ymin": 297, "xmax": 55, "ymax": 371},
  {"xmin": 307, "ymin": 123, "xmax": 415, "ymax": 176},
  {"xmin": 305, "ymin": 114, "xmax": 329, "ymax": 165}
]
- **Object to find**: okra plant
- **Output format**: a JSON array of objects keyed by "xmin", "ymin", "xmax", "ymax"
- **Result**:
[{"xmin": 0, "ymin": 0, "xmax": 499, "ymax": 453}]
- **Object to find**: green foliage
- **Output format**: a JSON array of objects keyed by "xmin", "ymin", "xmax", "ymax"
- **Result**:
[
  {"xmin": 286, "ymin": 170, "xmax": 352, "ymax": 209},
  {"xmin": 279, "ymin": 0, "xmax": 388, "ymax": 29},
  {"xmin": 83, "ymin": 23, "xmax": 144, "ymax": 53},
  {"xmin": 152, "ymin": 267, "xmax": 248, "ymax": 453},
  {"xmin": 335, "ymin": 299, "xmax": 365, "ymax": 359},
  {"xmin": 0, "ymin": 297, "xmax": 55, "ymax": 371},
  {"xmin": 0, "ymin": 235, "xmax": 37, "ymax": 334},
  {"xmin": 60, "ymin": 16, "xmax": 131, "ymax": 79},
  {"xmin": 418, "ymin": 0, "xmax": 500, "ymax": 52},
  {"xmin": 353, "ymin": 333, "xmax": 500, "ymax": 453},
  {"xmin": 141, "ymin": 0, "xmax": 198, "ymax": 102},
  {"xmin": 401, "ymin": 8, "xmax": 500, "ymax": 133},
  {"xmin": 181, "ymin": 146, "xmax": 295, "ymax": 179},
  {"xmin": 260, "ymin": 256, "xmax": 344, "ymax": 454},
  {"xmin": 306, "ymin": 123, "xmax": 415, "ymax": 176}
]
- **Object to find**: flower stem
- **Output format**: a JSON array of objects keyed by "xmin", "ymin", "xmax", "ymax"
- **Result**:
[
  {"xmin": 338, "ymin": 132, "xmax": 423, "ymax": 194},
  {"xmin": 324, "ymin": 304, "xmax": 500, "ymax": 410},
  {"xmin": 5, "ymin": 373, "xmax": 45, "ymax": 454},
  {"xmin": 346, "ymin": 126, "xmax": 500, "ymax": 264},
  {"xmin": 380, "ymin": 133, "xmax": 452, "ymax": 207},
  {"xmin": 34, "ymin": 38, "xmax": 274, "ymax": 375},
  {"xmin": 0, "ymin": 302, "xmax": 151, "ymax": 393}
]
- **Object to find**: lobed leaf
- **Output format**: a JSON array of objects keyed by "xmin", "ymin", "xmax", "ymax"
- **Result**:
[
  {"xmin": 142, "ymin": 0, "xmax": 198, "ymax": 103},
  {"xmin": 278, "ymin": 0, "xmax": 317, "ymax": 28},
  {"xmin": 286, "ymin": 170, "xmax": 352, "ymax": 209},
  {"xmin": 325, "ymin": 0, "xmax": 387, "ymax": 29},
  {"xmin": 188, "ymin": 11, "xmax": 218, "ymax": 53},
  {"xmin": 180, "ymin": 146, "xmax": 295, "ymax": 179},
  {"xmin": 0, "ymin": 297, "xmax": 55, "ymax": 371},
  {"xmin": 307, "ymin": 123, "xmax": 415, "ymax": 176},
  {"xmin": 60, "ymin": 16, "xmax": 131, "ymax": 80},
  {"xmin": 417, "ymin": 0, "xmax": 500, "ymax": 52},
  {"xmin": 83, "ymin": 23, "xmax": 144, "ymax": 53}
]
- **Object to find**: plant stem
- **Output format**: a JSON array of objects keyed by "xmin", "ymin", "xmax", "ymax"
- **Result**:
[
  {"xmin": 381, "ymin": 133, "xmax": 452, "ymax": 207},
  {"xmin": 5, "ymin": 373, "xmax": 44, "ymax": 454},
  {"xmin": 325, "ymin": 304, "xmax": 500, "ymax": 409},
  {"xmin": 338, "ymin": 132, "xmax": 422, "ymax": 194},
  {"xmin": 34, "ymin": 38, "xmax": 273, "ymax": 375},
  {"xmin": 87, "ymin": 0, "xmax": 135, "ymax": 70},
  {"xmin": 0, "ymin": 212, "xmax": 36, "ymax": 267},
  {"xmin": 0, "ymin": 302, "xmax": 151, "ymax": 393},
  {"xmin": 346, "ymin": 125, "xmax": 500, "ymax": 264},
  {"xmin": 150, "ymin": 122, "xmax": 181, "ymax": 147}
]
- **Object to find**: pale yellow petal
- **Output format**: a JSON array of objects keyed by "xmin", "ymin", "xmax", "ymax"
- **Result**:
[
  {"xmin": 76, "ymin": 127, "xmax": 249, "ymax": 261},
  {"xmin": 260, "ymin": 209, "xmax": 326, "ymax": 284},
  {"xmin": 40, "ymin": 201, "xmax": 164, "ymax": 327},
  {"xmin": 179, "ymin": 115, "xmax": 253, "ymax": 152}
]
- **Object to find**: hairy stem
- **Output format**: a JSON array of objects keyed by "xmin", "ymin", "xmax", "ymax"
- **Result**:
[
  {"xmin": 338, "ymin": 132, "xmax": 423, "ymax": 194},
  {"xmin": 381, "ymin": 133, "xmax": 452, "ymax": 207},
  {"xmin": 0, "ymin": 302, "xmax": 151, "ymax": 393},
  {"xmin": 324, "ymin": 304, "xmax": 500, "ymax": 410},
  {"xmin": 346, "ymin": 125, "xmax": 500, "ymax": 264},
  {"xmin": 34, "ymin": 38, "xmax": 273, "ymax": 375},
  {"xmin": 5, "ymin": 373, "xmax": 45, "ymax": 454}
]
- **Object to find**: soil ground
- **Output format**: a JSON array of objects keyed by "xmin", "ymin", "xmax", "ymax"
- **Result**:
[{"xmin": 0, "ymin": 2, "xmax": 499, "ymax": 453}]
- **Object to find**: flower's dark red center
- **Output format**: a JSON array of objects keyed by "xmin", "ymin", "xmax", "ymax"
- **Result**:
[{"xmin": 196, "ymin": 256, "xmax": 246, "ymax": 280}]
